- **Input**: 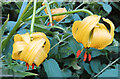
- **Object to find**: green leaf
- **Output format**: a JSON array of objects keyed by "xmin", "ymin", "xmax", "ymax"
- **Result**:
[
  {"xmin": 16, "ymin": 2, "xmax": 23, "ymax": 9},
  {"xmin": 105, "ymin": 46, "xmax": 119, "ymax": 53},
  {"xmin": 98, "ymin": 2, "xmax": 112, "ymax": 13},
  {"xmin": 90, "ymin": 59, "xmax": 101, "ymax": 73},
  {"xmin": 12, "ymin": 64, "xmax": 26, "ymax": 72},
  {"xmin": 58, "ymin": 44, "xmax": 72, "ymax": 58},
  {"xmin": 6, "ymin": 53, "xmax": 12, "ymax": 66},
  {"xmin": 68, "ymin": 37, "xmax": 83, "ymax": 55},
  {"xmin": 62, "ymin": 69, "xmax": 72, "ymax": 77},
  {"xmin": 72, "ymin": 14, "xmax": 81, "ymax": 21},
  {"xmin": 83, "ymin": 63, "xmax": 94, "ymax": 75},
  {"xmin": 91, "ymin": 49, "xmax": 105, "ymax": 58},
  {"xmin": 64, "ymin": 58, "xmax": 80, "ymax": 70},
  {"xmin": 0, "ymin": 14, "xmax": 9, "ymax": 54},
  {"xmin": 23, "ymin": 2, "xmax": 42, "ymax": 20},
  {"xmin": 98, "ymin": 69, "xmax": 119, "ymax": 77},
  {"xmin": 43, "ymin": 59, "xmax": 63, "ymax": 77},
  {"xmin": 49, "ymin": 38, "xmax": 59, "ymax": 57},
  {"xmin": 6, "ymin": 21, "xmax": 17, "ymax": 32},
  {"xmin": 0, "ymin": 14, "xmax": 9, "ymax": 35},
  {"xmin": 61, "ymin": 15, "xmax": 73, "ymax": 23},
  {"xmin": 17, "ymin": 0, "xmax": 28, "ymax": 21},
  {"xmin": 103, "ymin": 4, "xmax": 112, "ymax": 13},
  {"xmin": 14, "ymin": 71, "xmax": 38, "ymax": 77},
  {"xmin": 115, "ymin": 26, "xmax": 120, "ymax": 32},
  {"xmin": 3, "ymin": 38, "xmax": 13, "ymax": 55}
]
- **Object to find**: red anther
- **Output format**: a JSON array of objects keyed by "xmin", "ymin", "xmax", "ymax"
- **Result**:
[
  {"xmin": 88, "ymin": 53, "xmax": 91, "ymax": 61},
  {"xmin": 32, "ymin": 63, "xmax": 34, "ymax": 70},
  {"xmin": 26, "ymin": 63, "xmax": 29, "ymax": 70},
  {"xmin": 76, "ymin": 50, "xmax": 81, "ymax": 58},
  {"xmin": 26, "ymin": 63, "xmax": 28, "ymax": 66},
  {"xmin": 83, "ymin": 52, "xmax": 87, "ymax": 62},
  {"xmin": 47, "ymin": 22, "xmax": 50, "ymax": 26}
]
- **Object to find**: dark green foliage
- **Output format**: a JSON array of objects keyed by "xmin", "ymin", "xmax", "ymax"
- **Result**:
[{"xmin": 1, "ymin": 1, "xmax": 120, "ymax": 79}]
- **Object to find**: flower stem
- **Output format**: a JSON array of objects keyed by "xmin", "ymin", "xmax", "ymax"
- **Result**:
[
  {"xmin": 25, "ymin": 9, "xmax": 93, "ymax": 21},
  {"xmin": 30, "ymin": 0, "xmax": 37, "ymax": 34},
  {"xmin": 93, "ymin": 57, "xmax": 120, "ymax": 78},
  {"xmin": 50, "ymin": 35, "xmax": 72, "ymax": 50},
  {"xmin": 57, "ymin": 2, "xmax": 85, "ymax": 24},
  {"xmin": 44, "ymin": 0, "xmax": 52, "ymax": 24}
]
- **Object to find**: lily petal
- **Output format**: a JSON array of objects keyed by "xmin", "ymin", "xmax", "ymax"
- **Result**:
[
  {"xmin": 51, "ymin": 8, "xmax": 67, "ymax": 21},
  {"xmin": 72, "ymin": 21, "xmax": 81, "ymax": 42},
  {"xmin": 102, "ymin": 18, "xmax": 115, "ymax": 41},
  {"xmin": 75, "ymin": 15, "xmax": 101, "ymax": 48},
  {"xmin": 90, "ymin": 24, "xmax": 112, "ymax": 49},
  {"xmin": 20, "ymin": 38, "xmax": 45, "ymax": 66},
  {"xmin": 14, "ymin": 33, "xmax": 30, "ymax": 44},
  {"xmin": 12, "ymin": 41, "xmax": 27, "ymax": 60}
]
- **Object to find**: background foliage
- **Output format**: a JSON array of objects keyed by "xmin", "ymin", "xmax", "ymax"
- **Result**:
[{"xmin": 1, "ymin": 1, "xmax": 120, "ymax": 79}]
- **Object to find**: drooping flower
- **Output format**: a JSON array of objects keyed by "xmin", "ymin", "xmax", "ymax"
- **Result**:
[
  {"xmin": 73, "ymin": 15, "xmax": 115, "ymax": 61},
  {"xmin": 12, "ymin": 32, "xmax": 50, "ymax": 69},
  {"xmin": 42, "ymin": 3, "xmax": 67, "ymax": 22}
]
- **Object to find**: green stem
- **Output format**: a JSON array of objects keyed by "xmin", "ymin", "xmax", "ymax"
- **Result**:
[
  {"xmin": 2, "ymin": 0, "xmax": 33, "ymax": 50},
  {"xmin": 93, "ymin": 57, "xmax": 120, "ymax": 78},
  {"xmin": 50, "ymin": 35, "xmax": 72, "ymax": 50},
  {"xmin": 44, "ymin": 0, "xmax": 52, "ymax": 24},
  {"xmin": 25, "ymin": 9, "xmax": 93, "ymax": 21},
  {"xmin": 22, "ymin": 1, "xmax": 57, "ymax": 21},
  {"xmin": 57, "ymin": 2, "xmax": 84, "ymax": 24},
  {"xmin": 30, "ymin": 0, "xmax": 37, "ymax": 34}
]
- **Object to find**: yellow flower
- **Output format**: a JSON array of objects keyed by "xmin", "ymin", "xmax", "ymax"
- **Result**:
[
  {"xmin": 72, "ymin": 15, "xmax": 115, "ymax": 50},
  {"xmin": 12, "ymin": 32, "xmax": 50, "ymax": 67},
  {"xmin": 42, "ymin": 4, "xmax": 67, "ymax": 21}
]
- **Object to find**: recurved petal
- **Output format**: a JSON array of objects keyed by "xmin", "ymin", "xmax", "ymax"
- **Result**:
[
  {"xmin": 31, "ymin": 32, "xmax": 50, "ymax": 53},
  {"xmin": 76, "ymin": 15, "xmax": 101, "ymax": 48},
  {"xmin": 90, "ymin": 26, "xmax": 112, "ymax": 49},
  {"xmin": 102, "ymin": 18, "xmax": 115, "ymax": 40},
  {"xmin": 30, "ymin": 32, "xmax": 46, "ymax": 40},
  {"xmin": 27, "ymin": 38, "xmax": 46, "ymax": 66},
  {"xmin": 51, "ymin": 8, "xmax": 67, "ymax": 21},
  {"xmin": 14, "ymin": 34, "xmax": 22, "ymax": 42},
  {"xmin": 21, "ymin": 33, "xmax": 30, "ymax": 44},
  {"xmin": 72, "ymin": 21, "xmax": 81, "ymax": 42},
  {"xmin": 12, "ymin": 41, "xmax": 27, "ymax": 60},
  {"xmin": 34, "ymin": 48, "xmax": 47, "ymax": 67},
  {"xmin": 20, "ymin": 38, "xmax": 45, "ymax": 66},
  {"xmin": 14, "ymin": 33, "xmax": 30, "ymax": 44}
]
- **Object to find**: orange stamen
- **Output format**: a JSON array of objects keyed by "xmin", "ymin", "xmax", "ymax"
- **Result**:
[
  {"xmin": 88, "ymin": 53, "xmax": 91, "ymax": 61},
  {"xmin": 32, "ymin": 63, "xmax": 34, "ymax": 70},
  {"xmin": 26, "ymin": 63, "xmax": 29, "ymax": 70},
  {"xmin": 76, "ymin": 50, "xmax": 81, "ymax": 58},
  {"xmin": 83, "ymin": 52, "xmax": 87, "ymax": 61},
  {"xmin": 47, "ymin": 22, "xmax": 50, "ymax": 26}
]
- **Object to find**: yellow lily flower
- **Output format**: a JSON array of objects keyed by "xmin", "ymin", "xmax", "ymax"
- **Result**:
[
  {"xmin": 72, "ymin": 15, "xmax": 115, "ymax": 50},
  {"xmin": 12, "ymin": 32, "xmax": 50, "ymax": 68},
  {"xmin": 42, "ymin": 3, "xmax": 67, "ymax": 21}
]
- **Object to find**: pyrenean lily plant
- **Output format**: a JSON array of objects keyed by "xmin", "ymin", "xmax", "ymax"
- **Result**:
[
  {"xmin": 72, "ymin": 15, "xmax": 115, "ymax": 61},
  {"xmin": 7, "ymin": 0, "xmax": 115, "ymax": 71}
]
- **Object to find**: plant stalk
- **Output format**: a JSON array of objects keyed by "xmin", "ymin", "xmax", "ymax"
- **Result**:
[
  {"xmin": 25, "ymin": 9, "xmax": 93, "ymax": 21},
  {"xmin": 30, "ymin": 0, "xmax": 37, "ymax": 34}
]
